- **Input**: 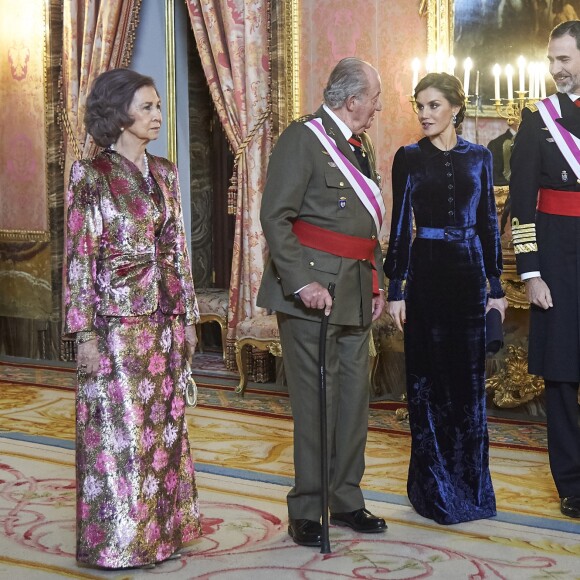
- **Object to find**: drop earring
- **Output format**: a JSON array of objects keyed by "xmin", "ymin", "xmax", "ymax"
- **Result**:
[{"xmin": 452, "ymin": 113, "xmax": 457, "ymax": 125}]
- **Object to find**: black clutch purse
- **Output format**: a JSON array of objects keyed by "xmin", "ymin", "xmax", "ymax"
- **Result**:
[{"xmin": 485, "ymin": 307, "xmax": 504, "ymax": 354}]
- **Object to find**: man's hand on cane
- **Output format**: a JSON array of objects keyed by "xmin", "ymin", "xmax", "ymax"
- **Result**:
[{"xmin": 299, "ymin": 282, "xmax": 334, "ymax": 315}]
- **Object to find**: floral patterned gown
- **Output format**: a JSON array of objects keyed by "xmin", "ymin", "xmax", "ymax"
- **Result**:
[
  {"xmin": 384, "ymin": 138, "xmax": 504, "ymax": 525},
  {"xmin": 64, "ymin": 149, "xmax": 201, "ymax": 568}
]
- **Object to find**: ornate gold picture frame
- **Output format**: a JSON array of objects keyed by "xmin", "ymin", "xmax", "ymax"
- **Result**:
[
  {"xmin": 270, "ymin": 0, "xmax": 300, "ymax": 136},
  {"xmin": 422, "ymin": 0, "xmax": 454, "ymax": 58}
]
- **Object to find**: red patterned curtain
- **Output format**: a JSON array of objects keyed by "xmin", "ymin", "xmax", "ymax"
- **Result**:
[
  {"xmin": 186, "ymin": 0, "xmax": 272, "ymax": 363},
  {"xmin": 61, "ymin": 0, "xmax": 142, "ymax": 171},
  {"xmin": 61, "ymin": 0, "xmax": 142, "ymax": 339}
]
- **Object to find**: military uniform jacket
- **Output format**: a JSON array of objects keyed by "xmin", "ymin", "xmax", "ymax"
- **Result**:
[
  {"xmin": 510, "ymin": 92, "xmax": 580, "ymax": 380},
  {"xmin": 257, "ymin": 106, "xmax": 383, "ymax": 327}
]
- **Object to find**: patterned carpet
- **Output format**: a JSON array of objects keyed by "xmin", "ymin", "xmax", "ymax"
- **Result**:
[{"xmin": 0, "ymin": 359, "xmax": 579, "ymax": 579}]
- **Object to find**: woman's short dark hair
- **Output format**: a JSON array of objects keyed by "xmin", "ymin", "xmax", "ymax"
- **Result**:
[
  {"xmin": 84, "ymin": 68, "xmax": 157, "ymax": 147},
  {"xmin": 414, "ymin": 72, "xmax": 466, "ymax": 127}
]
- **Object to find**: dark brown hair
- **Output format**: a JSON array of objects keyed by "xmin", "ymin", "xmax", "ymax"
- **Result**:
[
  {"xmin": 414, "ymin": 72, "xmax": 466, "ymax": 127},
  {"xmin": 550, "ymin": 20, "xmax": 580, "ymax": 50},
  {"xmin": 84, "ymin": 68, "xmax": 158, "ymax": 147}
]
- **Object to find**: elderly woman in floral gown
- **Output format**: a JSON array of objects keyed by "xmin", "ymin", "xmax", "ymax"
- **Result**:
[{"xmin": 64, "ymin": 68, "xmax": 201, "ymax": 569}]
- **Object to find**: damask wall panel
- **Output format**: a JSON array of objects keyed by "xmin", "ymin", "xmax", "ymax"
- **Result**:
[
  {"xmin": 299, "ymin": 0, "xmax": 427, "ymax": 240},
  {"xmin": 0, "ymin": 0, "xmax": 49, "ymax": 239},
  {"xmin": 0, "ymin": 0, "xmax": 57, "ymax": 326}
]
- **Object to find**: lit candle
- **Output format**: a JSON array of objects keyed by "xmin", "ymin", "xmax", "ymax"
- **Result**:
[
  {"xmin": 493, "ymin": 63, "xmax": 502, "ymax": 100},
  {"xmin": 505, "ymin": 64, "xmax": 514, "ymax": 101},
  {"xmin": 475, "ymin": 70, "xmax": 480, "ymax": 96},
  {"xmin": 528, "ymin": 63, "xmax": 535, "ymax": 99},
  {"xmin": 436, "ymin": 51, "xmax": 445, "ymax": 73},
  {"xmin": 540, "ymin": 63, "xmax": 546, "ymax": 99},
  {"xmin": 463, "ymin": 58, "xmax": 473, "ymax": 95},
  {"xmin": 535, "ymin": 63, "xmax": 541, "ymax": 100},
  {"xmin": 448, "ymin": 55, "xmax": 456, "ymax": 76},
  {"xmin": 517, "ymin": 55, "xmax": 526, "ymax": 93},
  {"xmin": 412, "ymin": 58, "xmax": 420, "ymax": 93},
  {"xmin": 426, "ymin": 54, "xmax": 435, "ymax": 73}
]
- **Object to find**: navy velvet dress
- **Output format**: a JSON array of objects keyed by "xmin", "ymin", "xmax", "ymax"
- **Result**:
[{"xmin": 384, "ymin": 137, "xmax": 504, "ymax": 524}]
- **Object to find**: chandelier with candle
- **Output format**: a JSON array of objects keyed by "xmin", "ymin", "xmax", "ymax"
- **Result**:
[{"xmin": 410, "ymin": 55, "xmax": 549, "ymax": 124}]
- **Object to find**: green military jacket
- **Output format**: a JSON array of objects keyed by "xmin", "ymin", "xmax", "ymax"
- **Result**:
[{"xmin": 257, "ymin": 106, "xmax": 383, "ymax": 327}]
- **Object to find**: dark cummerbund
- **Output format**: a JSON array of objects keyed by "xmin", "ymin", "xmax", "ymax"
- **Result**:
[{"xmin": 415, "ymin": 226, "xmax": 477, "ymax": 241}]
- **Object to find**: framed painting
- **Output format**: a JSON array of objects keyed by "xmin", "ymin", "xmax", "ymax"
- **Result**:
[{"xmin": 425, "ymin": 0, "xmax": 566, "ymax": 106}]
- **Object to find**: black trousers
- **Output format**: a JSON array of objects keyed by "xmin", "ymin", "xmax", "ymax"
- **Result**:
[{"xmin": 545, "ymin": 380, "xmax": 580, "ymax": 497}]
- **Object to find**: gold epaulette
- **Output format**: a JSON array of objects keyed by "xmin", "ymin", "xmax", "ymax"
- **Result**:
[
  {"xmin": 525, "ymin": 102, "xmax": 538, "ymax": 113},
  {"xmin": 511, "ymin": 217, "xmax": 538, "ymax": 254}
]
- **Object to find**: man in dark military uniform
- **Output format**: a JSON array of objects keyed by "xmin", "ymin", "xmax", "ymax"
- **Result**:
[
  {"xmin": 487, "ymin": 122, "xmax": 518, "ymax": 186},
  {"xmin": 257, "ymin": 58, "xmax": 387, "ymax": 546},
  {"xmin": 510, "ymin": 20, "xmax": 580, "ymax": 519}
]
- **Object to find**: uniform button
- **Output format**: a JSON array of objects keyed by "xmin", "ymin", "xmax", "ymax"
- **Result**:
[
  {"xmin": 448, "ymin": 184, "xmax": 453, "ymax": 189},
  {"xmin": 447, "ymin": 172, "xmax": 452, "ymax": 177},
  {"xmin": 444, "ymin": 151, "xmax": 450, "ymax": 156},
  {"xmin": 309, "ymin": 261, "xmax": 314, "ymax": 267},
  {"xmin": 371, "ymin": 235, "xmax": 376, "ymax": 240},
  {"xmin": 445, "ymin": 162, "xmax": 451, "ymax": 167},
  {"xmin": 361, "ymin": 258, "xmax": 367, "ymax": 262},
  {"xmin": 448, "ymin": 210, "xmax": 454, "ymax": 216},
  {"xmin": 448, "ymin": 197, "xmax": 453, "ymax": 203},
  {"xmin": 339, "ymin": 181, "xmax": 344, "ymax": 187}
]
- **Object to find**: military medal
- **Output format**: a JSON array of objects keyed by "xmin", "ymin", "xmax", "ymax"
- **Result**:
[
  {"xmin": 338, "ymin": 196, "xmax": 347, "ymax": 209},
  {"xmin": 562, "ymin": 170, "xmax": 568, "ymax": 182},
  {"xmin": 328, "ymin": 161, "xmax": 336, "ymax": 168}
]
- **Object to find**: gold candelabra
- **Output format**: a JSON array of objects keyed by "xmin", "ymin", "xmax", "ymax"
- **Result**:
[{"xmin": 493, "ymin": 91, "xmax": 537, "ymax": 124}]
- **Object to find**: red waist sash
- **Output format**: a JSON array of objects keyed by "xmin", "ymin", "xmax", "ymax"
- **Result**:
[
  {"xmin": 292, "ymin": 219, "xmax": 380, "ymax": 295},
  {"xmin": 538, "ymin": 188, "xmax": 580, "ymax": 216}
]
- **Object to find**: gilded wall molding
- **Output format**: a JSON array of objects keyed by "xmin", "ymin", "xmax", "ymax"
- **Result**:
[
  {"xmin": 271, "ymin": 0, "xmax": 300, "ymax": 135},
  {"xmin": 0, "ymin": 0, "xmax": 51, "ymax": 242},
  {"xmin": 423, "ymin": 0, "xmax": 453, "ymax": 58},
  {"xmin": 165, "ymin": 0, "xmax": 177, "ymax": 163}
]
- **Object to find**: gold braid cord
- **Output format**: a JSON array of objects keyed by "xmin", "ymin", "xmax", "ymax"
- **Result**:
[
  {"xmin": 60, "ymin": 109, "xmax": 83, "ymax": 161},
  {"xmin": 228, "ymin": 108, "xmax": 271, "ymax": 214},
  {"xmin": 511, "ymin": 218, "xmax": 538, "ymax": 254}
]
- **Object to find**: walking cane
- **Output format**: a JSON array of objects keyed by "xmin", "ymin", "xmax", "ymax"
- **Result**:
[{"xmin": 319, "ymin": 282, "xmax": 335, "ymax": 554}]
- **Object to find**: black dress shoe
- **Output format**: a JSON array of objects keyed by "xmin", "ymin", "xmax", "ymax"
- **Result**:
[
  {"xmin": 560, "ymin": 496, "xmax": 580, "ymax": 518},
  {"xmin": 288, "ymin": 518, "xmax": 322, "ymax": 546},
  {"xmin": 330, "ymin": 508, "xmax": 387, "ymax": 533}
]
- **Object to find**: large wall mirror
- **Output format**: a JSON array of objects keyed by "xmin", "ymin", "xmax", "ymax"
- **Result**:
[{"xmin": 425, "ymin": 0, "xmax": 562, "ymax": 108}]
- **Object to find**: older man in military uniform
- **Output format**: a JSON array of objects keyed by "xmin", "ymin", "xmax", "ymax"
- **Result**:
[
  {"xmin": 257, "ymin": 58, "xmax": 387, "ymax": 546},
  {"xmin": 510, "ymin": 20, "xmax": 580, "ymax": 519}
]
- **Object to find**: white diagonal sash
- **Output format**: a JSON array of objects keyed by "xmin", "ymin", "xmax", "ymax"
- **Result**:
[
  {"xmin": 305, "ymin": 118, "xmax": 386, "ymax": 233},
  {"xmin": 536, "ymin": 94, "xmax": 580, "ymax": 180}
]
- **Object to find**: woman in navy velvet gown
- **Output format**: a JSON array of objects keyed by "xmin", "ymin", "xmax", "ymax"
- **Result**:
[{"xmin": 384, "ymin": 73, "xmax": 508, "ymax": 524}]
